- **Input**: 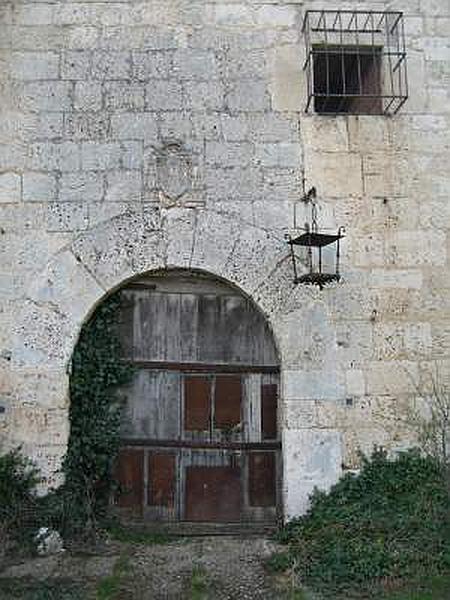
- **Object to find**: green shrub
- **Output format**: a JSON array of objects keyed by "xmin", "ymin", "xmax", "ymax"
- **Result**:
[
  {"xmin": 277, "ymin": 448, "xmax": 450, "ymax": 597},
  {"xmin": 0, "ymin": 447, "xmax": 40, "ymax": 551}
]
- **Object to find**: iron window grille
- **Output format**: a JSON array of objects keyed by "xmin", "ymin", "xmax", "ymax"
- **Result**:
[{"xmin": 303, "ymin": 10, "xmax": 408, "ymax": 115}]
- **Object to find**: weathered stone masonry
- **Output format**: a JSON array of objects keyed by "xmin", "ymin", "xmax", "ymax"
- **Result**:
[{"xmin": 0, "ymin": 0, "xmax": 449, "ymax": 519}]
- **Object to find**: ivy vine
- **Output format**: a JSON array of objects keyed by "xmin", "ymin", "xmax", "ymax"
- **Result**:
[{"xmin": 62, "ymin": 292, "xmax": 134, "ymax": 533}]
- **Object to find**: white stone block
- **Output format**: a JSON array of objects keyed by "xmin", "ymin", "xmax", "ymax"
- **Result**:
[{"xmin": 0, "ymin": 173, "xmax": 21, "ymax": 203}]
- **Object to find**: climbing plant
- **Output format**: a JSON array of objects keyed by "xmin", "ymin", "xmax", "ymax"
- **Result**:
[{"xmin": 62, "ymin": 292, "xmax": 134, "ymax": 534}]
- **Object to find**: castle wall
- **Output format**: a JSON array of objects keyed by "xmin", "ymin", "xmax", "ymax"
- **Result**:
[{"xmin": 0, "ymin": 0, "xmax": 449, "ymax": 518}]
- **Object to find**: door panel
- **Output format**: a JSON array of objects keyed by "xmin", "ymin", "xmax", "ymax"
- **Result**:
[
  {"xmin": 214, "ymin": 375, "xmax": 242, "ymax": 429},
  {"xmin": 248, "ymin": 452, "xmax": 276, "ymax": 507},
  {"xmin": 184, "ymin": 376, "xmax": 211, "ymax": 431},
  {"xmin": 115, "ymin": 449, "xmax": 144, "ymax": 513},
  {"xmin": 148, "ymin": 453, "xmax": 176, "ymax": 508},
  {"xmin": 185, "ymin": 466, "xmax": 241, "ymax": 522}
]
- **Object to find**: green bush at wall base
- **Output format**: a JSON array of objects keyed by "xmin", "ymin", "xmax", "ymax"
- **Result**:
[{"xmin": 277, "ymin": 449, "xmax": 450, "ymax": 598}]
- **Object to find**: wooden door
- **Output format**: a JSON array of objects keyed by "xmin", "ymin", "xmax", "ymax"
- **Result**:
[{"xmin": 113, "ymin": 272, "xmax": 281, "ymax": 526}]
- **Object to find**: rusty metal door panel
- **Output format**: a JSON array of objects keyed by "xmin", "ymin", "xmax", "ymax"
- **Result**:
[
  {"xmin": 148, "ymin": 453, "xmax": 176, "ymax": 508},
  {"xmin": 184, "ymin": 376, "xmax": 211, "ymax": 431},
  {"xmin": 261, "ymin": 384, "xmax": 278, "ymax": 440},
  {"xmin": 214, "ymin": 375, "xmax": 242, "ymax": 429},
  {"xmin": 248, "ymin": 452, "xmax": 276, "ymax": 507},
  {"xmin": 185, "ymin": 466, "xmax": 241, "ymax": 522},
  {"xmin": 114, "ymin": 449, "xmax": 144, "ymax": 513}
]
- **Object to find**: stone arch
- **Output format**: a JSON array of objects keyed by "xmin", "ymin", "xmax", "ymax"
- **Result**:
[{"xmin": 10, "ymin": 205, "xmax": 344, "ymax": 516}]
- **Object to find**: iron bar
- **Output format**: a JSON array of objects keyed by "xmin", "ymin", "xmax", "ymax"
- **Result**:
[{"xmin": 304, "ymin": 9, "xmax": 407, "ymax": 115}]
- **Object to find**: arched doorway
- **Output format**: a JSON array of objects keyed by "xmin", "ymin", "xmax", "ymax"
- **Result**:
[{"xmin": 114, "ymin": 270, "xmax": 281, "ymax": 529}]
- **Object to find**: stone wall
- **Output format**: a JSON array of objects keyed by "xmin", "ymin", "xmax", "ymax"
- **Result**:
[{"xmin": 0, "ymin": 0, "xmax": 449, "ymax": 518}]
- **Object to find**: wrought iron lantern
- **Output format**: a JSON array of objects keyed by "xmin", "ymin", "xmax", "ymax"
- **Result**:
[{"xmin": 286, "ymin": 187, "xmax": 345, "ymax": 289}]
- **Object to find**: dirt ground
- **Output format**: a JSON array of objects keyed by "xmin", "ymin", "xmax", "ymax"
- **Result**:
[{"xmin": 0, "ymin": 536, "xmax": 303, "ymax": 600}]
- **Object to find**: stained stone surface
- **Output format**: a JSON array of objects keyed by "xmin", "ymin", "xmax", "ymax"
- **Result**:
[{"xmin": 0, "ymin": 0, "xmax": 449, "ymax": 517}]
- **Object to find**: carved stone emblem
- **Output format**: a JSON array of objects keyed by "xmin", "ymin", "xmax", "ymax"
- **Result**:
[{"xmin": 156, "ymin": 142, "xmax": 192, "ymax": 200}]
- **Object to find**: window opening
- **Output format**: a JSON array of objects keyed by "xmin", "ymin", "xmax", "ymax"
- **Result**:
[{"xmin": 303, "ymin": 10, "xmax": 408, "ymax": 115}]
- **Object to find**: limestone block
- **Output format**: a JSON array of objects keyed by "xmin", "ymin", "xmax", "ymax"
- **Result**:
[
  {"xmin": 92, "ymin": 51, "xmax": 131, "ymax": 80},
  {"xmin": 11, "ymin": 52, "xmax": 59, "ymax": 80},
  {"xmin": 190, "ymin": 209, "xmax": 240, "ymax": 276},
  {"xmin": 276, "ymin": 302, "xmax": 337, "ymax": 370},
  {"xmin": 23, "ymin": 172, "xmax": 56, "ymax": 203},
  {"xmin": 70, "ymin": 209, "xmax": 164, "ymax": 289},
  {"xmin": 61, "ymin": 50, "xmax": 91, "ymax": 80},
  {"xmin": 59, "ymin": 172, "xmax": 104, "ymax": 203},
  {"xmin": 284, "ymin": 369, "xmax": 345, "ymax": 402},
  {"xmin": 20, "ymin": 82, "xmax": 72, "ymax": 112},
  {"xmin": 159, "ymin": 114, "xmax": 192, "ymax": 140},
  {"xmin": 255, "ymin": 142, "xmax": 302, "ymax": 168},
  {"xmin": 227, "ymin": 80, "xmax": 270, "ymax": 112},
  {"xmin": 422, "ymin": 37, "xmax": 450, "ymax": 61},
  {"xmin": 223, "ymin": 224, "xmax": 287, "ymax": 295},
  {"xmin": 249, "ymin": 113, "xmax": 299, "ymax": 143},
  {"xmin": 301, "ymin": 116, "xmax": 349, "ymax": 152},
  {"xmin": 365, "ymin": 361, "xmax": 419, "ymax": 396},
  {"xmin": 21, "ymin": 113, "xmax": 64, "ymax": 141},
  {"xmin": 222, "ymin": 48, "xmax": 266, "ymax": 80},
  {"xmin": 104, "ymin": 82, "xmax": 145, "ymax": 110},
  {"xmin": 283, "ymin": 429, "xmax": 342, "ymax": 519},
  {"xmin": 111, "ymin": 112, "xmax": 158, "ymax": 143},
  {"xmin": 12, "ymin": 4, "xmax": 53, "ymax": 26},
  {"xmin": 184, "ymin": 80, "xmax": 225, "ymax": 111},
  {"xmin": 255, "ymin": 6, "xmax": 297, "ymax": 28},
  {"xmin": 0, "ymin": 143, "xmax": 27, "ymax": 171},
  {"xmin": 0, "ymin": 204, "xmax": 46, "ymax": 232},
  {"xmin": 121, "ymin": 141, "xmax": 144, "ymax": 169},
  {"xmin": 74, "ymin": 81, "xmax": 102, "ymax": 111},
  {"xmin": 431, "ymin": 323, "xmax": 450, "ymax": 359},
  {"xmin": 385, "ymin": 230, "xmax": 447, "ymax": 267},
  {"xmin": 213, "ymin": 4, "xmax": 254, "ymax": 27},
  {"xmin": 132, "ymin": 50, "xmax": 173, "ymax": 80},
  {"xmin": 348, "ymin": 116, "xmax": 390, "ymax": 152},
  {"xmin": 80, "ymin": 142, "xmax": 121, "ymax": 170},
  {"xmin": 163, "ymin": 206, "xmax": 197, "ymax": 268},
  {"xmin": 28, "ymin": 249, "xmax": 105, "ymax": 323},
  {"xmin": 65, "ymin": 26, "xmax": 99, "ymax": 50},
  {"xmin": 8, "ymin": 403, "xmax": 69, "ymax": 447},
  {"xmin": 173, "ymin": 49, "xmax": 218, "ymax": 80},
  {"xmin": 346, "ymin": 369, "xmax": 366, "ymax": 397},
  {"xmin": 305, "ymin": 151, "xmax": 363, "ymax": 197},
  {"xmin": 11, "ymin": 368, "xmax": 69, "ymax": 410},
  {"xmin": 268, "ymin": 45, "xmax": 304, "ymax": 112},
  {"xmin": 10, "ymin": 26, "xmax": 64, "ymax": 52},
  {"xmin": 146, "ymin": 80, "xmax": 184, "ymax": 111},
  {"xmin": 205, "ymin": 166, "xmax": 262, "ymax": 201},
  {"xmin": 351, "ymin": 234, "xmax": 385, "ymax": 268},
  {"xmin": 64, "ymin": 112, "xmax": 109, "ymax": 141},
  {"xmin": 370, "ymin": 269, "xmax": 423, "ymax": 289},
  {"xmin": 0, "ymin": 172, "xmax": 21, "ymax": 203},
  {"xmin": 205, "ymin": 141, "xmax": 253, "ymax": 168},
  {"xmin": 12, "ymin": 300, "xmax": 77, "ymax": 368},
  {"xmin": 28, "ymin": 142, "xmax": 79, "ymax": 171},
  {"xmin": 373, "ymin": 322, "xmax": 432, "ymax": 360},
  {"xmin": 46, "ymin": 202, "xmax": 90, "ymax": 232},
  {"xmin": 105, "ymin": 170, "xmax": 142, "ymax": 202},
  {"xmin": 191, "ymin": 113, "xmax": 222, "ymax": 141}
]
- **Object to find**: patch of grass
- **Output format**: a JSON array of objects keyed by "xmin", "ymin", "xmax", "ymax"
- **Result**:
[
  {"xmin": 107, "ymin": 524, "xmax": 179, "ymax": 546},
  {"xmin": 0, "ymin": 578, "xmax": 84, "ymax": 600},
  {"xmin": 277, "ymin": 449, "xmax": 450, "ymax": 598},
  {"xmin": 189, "ymin": 565, "xmax": 209, "ymax": 600},
  {"xmin": 96, "ymin": 554, "xmax": 130, "ymax": 600}
]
